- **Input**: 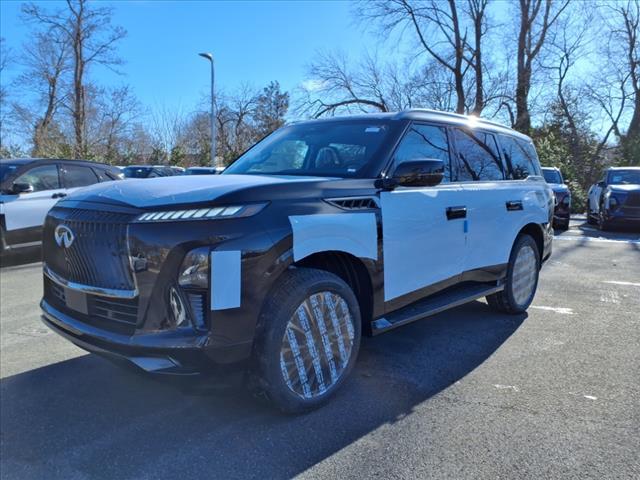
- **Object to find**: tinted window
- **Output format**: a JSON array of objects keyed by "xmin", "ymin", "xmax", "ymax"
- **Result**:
[
  {"xmin": 93, "ymin": 168, "xmax": 116, "ymax": 182},
  {"xmin": 498, "ymin": 135, "xmax": 538, "ymax": 180},
  {"xmin": 542, "ymin": 169, "xmax": 562, "ymax": 184},
  {"xmin": 393, "ymin": 124, "xmax": 451, "ymax": 182},
  {"xmin": 452, "ymin": 129, "xmax": 503, "ymax": 181},
  {"xmin": 516, "ymin": 139, "xmax": 541, "ymax": 176},
  {"xmin": 14, "ymin": 164, "xmax": 60, "ymax": 192},
  {"xmin": 63, "ymin": 164, "xmax": 99, "ymax": 188},
  {"xmin": 0, "ymin": 162, "xmax": 22, "ymax": 183},
  {"xmin": 608, "ymin": 169, "xmax": 640, "ymax": 185},
  {"xmin": 124, "ymin": 166, "xmax": 152, "ymax": 178}
]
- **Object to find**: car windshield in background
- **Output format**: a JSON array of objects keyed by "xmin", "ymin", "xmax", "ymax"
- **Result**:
[
  {"xmin": 0, "ymin": 162, "xmax": 22, "ymax": 183},
  {"xmin": 608, "ymin": 169, "xmax": 640, "ymax": 185},
  {"xmin": 185, "ymin": 168, "xmax": 217, "ymax": 175},
  {"xmin": 123, "ymin": 166, "xmax": 153, "ymax": 178},
  {"xmin": 542, "ymin": 169, "xmax": 562, "ymax": 184},
  {"xmin": 223, "ymin": 121, "xmax": 392, "ymax": 178}
]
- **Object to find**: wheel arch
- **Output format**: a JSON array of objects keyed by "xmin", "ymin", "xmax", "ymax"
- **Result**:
[
  {"xmin": 516, "ymin": 222, "xmax": 544, "ymax": 259},
  {"xmin": 293, "ymin": 250, "xmax": 375, "ymax": 331}
]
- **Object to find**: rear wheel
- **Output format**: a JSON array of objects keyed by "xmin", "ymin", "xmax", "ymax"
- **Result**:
[
  {"xmin": 487, "ymin": 234, "xmax": 540, "ymax": 314},
  {"xmin": 250, "ymin": 268, "xmax": 361, "ymax": 413}
]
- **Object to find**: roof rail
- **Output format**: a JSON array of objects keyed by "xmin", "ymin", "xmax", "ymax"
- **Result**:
[{"xmin": 400, "ymin": 108, "xmax": 509, "ymax": 129}]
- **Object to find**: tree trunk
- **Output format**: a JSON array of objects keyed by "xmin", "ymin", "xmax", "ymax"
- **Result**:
[
  {"xmin": 515, "ymin": 0, "xmax": 531, "ymax": 132},
  {"xmin": 72, "ymin": 0, "xmax": 86, "ymax": 158}
]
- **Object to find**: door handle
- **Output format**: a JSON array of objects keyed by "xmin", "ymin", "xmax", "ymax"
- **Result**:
[
  {"xmin": 506, "ymin": 200, "xmax": 523, "ymax": 211},
  {"xmin": 446, "ymin": 206, "xmax": 467, "ymax": 220},
  {"xmin": 51, "ymin": 193, "xmax": 67, "ymax": 199}
]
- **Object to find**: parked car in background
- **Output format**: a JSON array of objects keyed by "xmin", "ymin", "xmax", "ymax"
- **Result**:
[
  {"xmin": 184, "ymin": 166, "xmax": 221, "ymax": 175},
  {"xmin": 587, "ymin": 166, "xmax": 640, "ymax": 230},
  {"xmin": 541, "ymin": 167, "xmax": 571, "ymax": 230},
  {"xmin": 39, "ymin": 110, "xmax": 553, "ymax": 413},
  {"xmin": 1, "ymin": 158, "xmax": 122, "ymax": 258},
  {"xmin": 122, "ymin": 165, "xmax": 178, "ymax": 179},
  {"xmin": 170, "ymin": 166, "xmax": 185, "ymax": 175}
]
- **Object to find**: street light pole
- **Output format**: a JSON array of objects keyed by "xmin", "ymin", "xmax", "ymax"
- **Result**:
[{"xmin": 198, "ymin": 52, "xmax": 217, "ymax": 168}]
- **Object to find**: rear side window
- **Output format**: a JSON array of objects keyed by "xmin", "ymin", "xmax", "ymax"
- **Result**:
[
  {"xmin": 393, "ymin": 123, "xmax": 451, "ymax": 182},
  {"xmin": 14, "ymin": 164, "xmax": 60, "ymax": 192},
  {"xmin": 62, "ymin": 164, "xmax": 99, "ymax": 188},
  {"xmin": 451, "ymin": 128, "xmax": 503, "ymax": 181},
  {"xmin": 93, "ymin": 168, "xmax": 117, "ymax": 181},
  {"xmin": 498, "ymin": 135, "xmax": 539, "ymax": 180}
]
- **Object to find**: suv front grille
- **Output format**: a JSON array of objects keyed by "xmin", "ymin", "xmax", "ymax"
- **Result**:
[
  {"xmin": 43, "ymin": 208, "xmax": 135, "ymax": 291},
  {"xmin": 624, "ymin": 192, "xmax": 640, "ymax": 207},
  {"xmin": 44, "ymin": 277, "xmax": 139, "ymax": 335}
]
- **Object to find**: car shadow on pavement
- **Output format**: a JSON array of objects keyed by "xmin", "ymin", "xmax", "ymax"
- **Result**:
[{"xmin": 0, "ymin": 301, "xmax": 525, "ymax": 480}]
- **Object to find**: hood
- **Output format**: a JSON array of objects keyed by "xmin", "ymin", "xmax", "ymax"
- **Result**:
[
  {"xmin": 548, "ymin": 183, "xmax": 569, "ymax": 193},
  {"xmin": 608, "ymin": 184, "xmax": 640, "ymax": 194},
  {"xmin": 62, "ymin": 174, "xmax": 331, "ymax": 208}
]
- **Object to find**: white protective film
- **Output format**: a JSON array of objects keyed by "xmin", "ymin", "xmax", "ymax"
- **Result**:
[
  {"xmin": 210, "ymin": 250, "xmax": 242, "ymax": 310},
  {"xmin": 289, "ymin": 213, "xmax": 378, "ymax": 262}
]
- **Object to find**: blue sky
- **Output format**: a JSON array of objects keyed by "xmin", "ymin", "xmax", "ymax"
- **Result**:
[{"xmin": 1, "ymin": 0, "xmax": 381, "ymax": 113}]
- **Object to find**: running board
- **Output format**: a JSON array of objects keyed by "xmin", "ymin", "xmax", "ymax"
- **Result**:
[{"xmin": 371, "ymin": 282, "xmax": 504, "ymax": 335}]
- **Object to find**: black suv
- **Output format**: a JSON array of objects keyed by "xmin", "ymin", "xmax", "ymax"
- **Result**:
[
  {"xmin": 541, "ymin": 167, "xmax": 571, "ymax": 230},
  {"xmin": 40, "ymin": 110, "xmax": 553, "ymax": 412}
]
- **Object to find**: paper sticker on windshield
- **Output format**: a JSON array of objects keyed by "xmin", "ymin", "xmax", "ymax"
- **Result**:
[{"xmin": 365, "ymin": 127, "xmax": 381, "ymax": 133}]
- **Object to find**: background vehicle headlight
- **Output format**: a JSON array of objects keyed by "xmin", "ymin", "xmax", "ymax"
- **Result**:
[{"xmin": 179, "ymin": 247, "xmax": 209, "ymax": 289}]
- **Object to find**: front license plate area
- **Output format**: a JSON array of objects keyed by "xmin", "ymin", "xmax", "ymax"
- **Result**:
[{"xmin": 65, "ymin": 288, "xmax": 88, "ymax": 315}]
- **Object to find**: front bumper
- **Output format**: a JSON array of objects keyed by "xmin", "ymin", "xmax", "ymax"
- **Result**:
[{"xmin": 41, "ymin": 299, "xmax": 250, "ymax": 376}]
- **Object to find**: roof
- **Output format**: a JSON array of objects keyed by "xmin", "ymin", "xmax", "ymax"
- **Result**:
[
  {"xmin": 608, "ymin": 166, "xmax": 640, "ymax": 170},
  {"xmin": 541, "ymin": 166, "xmax": 560, "ymax": 171},
  {"xmin": 0, "ymin": 158, "xmax": 115, "ymax": 168},
  {"xmin": 292, "ymin": 109, "xmax": 531, "ymax": 142}
]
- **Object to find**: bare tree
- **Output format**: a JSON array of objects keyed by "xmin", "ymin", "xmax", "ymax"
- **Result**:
[
  {"xmin": 513, "ymin": 0, "xmax": 570, "ymax": 133},
  {"xmin": 14, "ymin": 29, "xmax": 70, "ymax": 156},
  {"xmin": 360, "ymin": 0, "xmax": 473, "ymax": 114},
  {"xmin": 22, "ymin": 0, "xmax": 126, "ymax": 158},
  {"xmin": 466, "ymin": 0, "xmax": 490, "ymax": 114}
]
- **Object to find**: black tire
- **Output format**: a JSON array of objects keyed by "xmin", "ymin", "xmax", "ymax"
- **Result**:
[
  {"xmin": 249, "ymin": 268, "xmax": 361, "ymax": 414},
  {"xmin": 486, "ymin": 234, "xmax": 540, "ymax": 314},
  {"xmin": 555, "ymin": 219, "xmax": 569, "ymax": 231}
]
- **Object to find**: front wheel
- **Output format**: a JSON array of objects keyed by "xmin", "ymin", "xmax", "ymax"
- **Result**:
[
  {"xmin": 487, "ymin": 234, "xmax": 540, "ymax": 314},
  {"xmin": 250, "ymin": 268, "xmax": 361, "ymax": 413}
]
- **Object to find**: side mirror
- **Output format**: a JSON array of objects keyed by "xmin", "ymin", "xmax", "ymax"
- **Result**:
[
  {"xmin": 11, "ymin": 182, "xmax": 34, "ymax": 194},
  {"xmin": 391, "ymin": 159, "xmax": 445, "ymax": 188}
]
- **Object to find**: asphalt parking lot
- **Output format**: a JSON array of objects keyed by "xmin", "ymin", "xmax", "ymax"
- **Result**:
[{"xmin": 1, "ymin": 217, "xmax": 639, "ymax": 480}]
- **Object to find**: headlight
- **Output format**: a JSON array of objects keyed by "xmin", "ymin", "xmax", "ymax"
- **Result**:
[
  {"xmin": 604, "ymin": 190, "xmax": 622, "ymax": 210},
  {"xmin": 179, "ymin": 247, "xmax": 209, "ymax": 289},
  {"xmin": 136, "ymin": 203, "xmax": 267, "ymax": 222}
]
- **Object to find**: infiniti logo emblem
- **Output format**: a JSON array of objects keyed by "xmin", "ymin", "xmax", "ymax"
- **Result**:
[{"xmin": 54, "ymin": 225, "xmax": 75, "ymax": 248}]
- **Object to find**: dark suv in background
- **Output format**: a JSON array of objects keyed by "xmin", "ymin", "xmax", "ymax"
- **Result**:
[
  {"xmin": 587, "ymin": 167, "xmax": 640, "ymax": 230},
  {"xmin": 541, "ymin": 167, "xmax": 571, "ymax": 230}
]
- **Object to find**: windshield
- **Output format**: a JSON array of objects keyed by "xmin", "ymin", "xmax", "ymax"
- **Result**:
[
  {"xmin": 542, "ymin": 169, "xmax": 562, "ymax": 184},
  {"xmin": 223, "ymin": 121, "xmax": 392, "ymax": 178},
  {"xmin": 608, "ymin": 169, "xmax": 640, "ymax": 185},
  {"xmin": 0, "ymin": 162, "xmax": 22, "ymax": 183},
  {"xmin": 123, "ymin": 166, "xmax": 152, "ymax": 178}
]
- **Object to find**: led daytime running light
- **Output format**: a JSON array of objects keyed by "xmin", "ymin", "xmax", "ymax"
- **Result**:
[{"xmin": 136, "ymin": 203, "xmax": 266, "ymax": 222}]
